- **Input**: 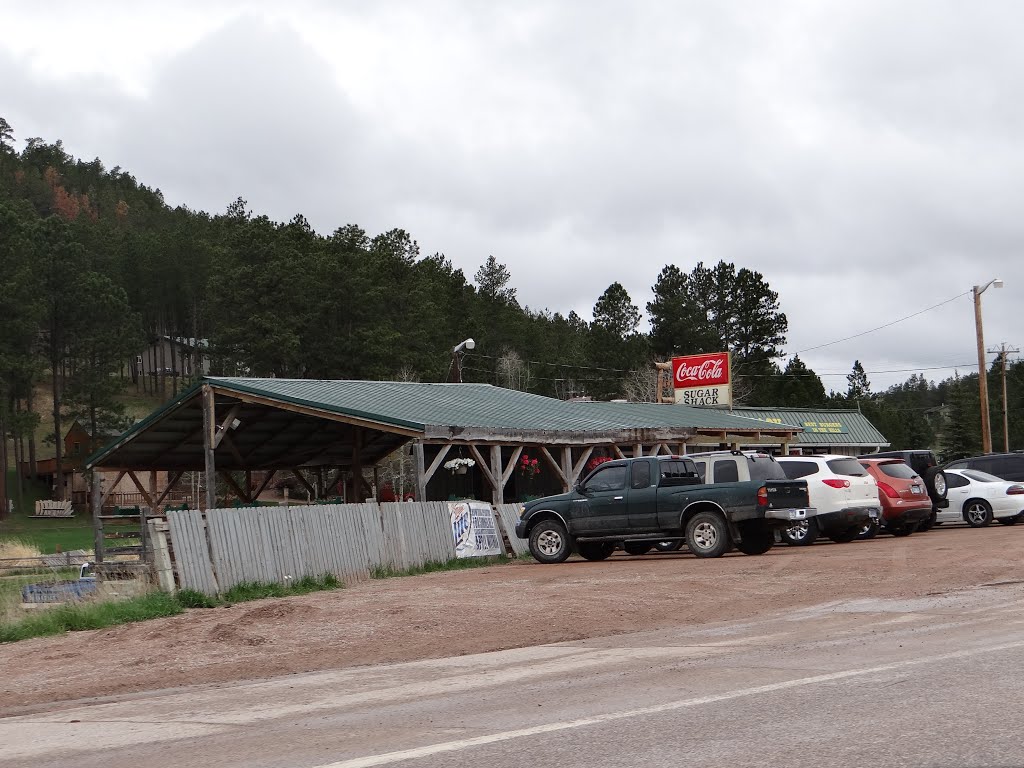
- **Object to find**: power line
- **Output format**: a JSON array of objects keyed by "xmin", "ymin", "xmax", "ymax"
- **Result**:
[{"xmin": 795, "ymin": 291, "xmax": 971, "ymax": 354}]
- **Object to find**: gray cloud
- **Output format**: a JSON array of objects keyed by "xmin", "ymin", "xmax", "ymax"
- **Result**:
[{"xmin": 1, "ymin": 0, "xmax": 1022, "ymax": 390}]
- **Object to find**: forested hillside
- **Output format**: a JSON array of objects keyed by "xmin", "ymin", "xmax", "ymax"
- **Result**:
[{"xmin": 1, "ymin": 114, "xmax": 1021, "ymax": 495}]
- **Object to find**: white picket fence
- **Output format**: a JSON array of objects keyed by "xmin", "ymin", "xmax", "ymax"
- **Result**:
[{"xmin": 166, "ymin": 501, "xmax": 516, "ymax": 595}]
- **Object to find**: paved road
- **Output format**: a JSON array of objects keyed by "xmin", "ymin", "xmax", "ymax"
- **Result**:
[{"xmin": 5, "ymin": 580, "xmax": 1024, "ymax": 768}]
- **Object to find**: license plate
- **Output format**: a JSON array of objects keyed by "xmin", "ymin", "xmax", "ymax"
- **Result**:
[
  {"xmin": 911, "ymin": 484, "xmax": 922, "ymax": 494},
  {"xmin": 869, "ymin": 509, "xmax": 879, "ymax": 518}
]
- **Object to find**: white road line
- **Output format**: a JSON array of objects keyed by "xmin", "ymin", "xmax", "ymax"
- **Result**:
[{"xmin": 317, "ymin": 638, "xmax": 1024, "ymax": 768}]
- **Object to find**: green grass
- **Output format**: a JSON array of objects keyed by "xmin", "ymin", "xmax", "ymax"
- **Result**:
[
  {"xmin": 0, "ymin": 572, "xmax": 345, "ymax": 643},
  {"xmin": 370, "ymin": 555, "xmax": 510, "ymax": 579},
  {"xmin": 0, "ymin": 591, "xmax": 185, "ymax": 643},
  {"xmin": 1, "ymin": 471, "xmax": 95, "ymax": 554},
  {"xmin": 221, "ymin": 573, "xmax": 342, "ymax": 603}
]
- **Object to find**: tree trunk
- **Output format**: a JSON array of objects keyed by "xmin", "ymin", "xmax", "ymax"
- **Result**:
[
  {"xmin": 51, "ymin": 359, "xmax": 64, "ymax": 501},
  {"xmin": 0, "ymin": 404, "xmax": 8, "ymax": 520},
  {"xmin": 12, "ymin": 397, "xmax": 23, "ymax": 502},
  {"xmin": 27, "ymin": 385, "xmax": 37, "ymax": 481}
]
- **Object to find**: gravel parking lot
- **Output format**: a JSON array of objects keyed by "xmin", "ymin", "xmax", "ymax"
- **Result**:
[{"xmin": 2, "ymin": 522, "xmax": 1022, "ymax": 714}]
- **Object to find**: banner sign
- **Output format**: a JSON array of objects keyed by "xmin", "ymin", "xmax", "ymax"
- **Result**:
[
  {"xmin": 801, "ymin": 420, "xmax": 849, "ymax": 434},
  {"xmin": 672, "ymin": 352, "xmax": 731, "ymax": 407},
  {"xmin": 449, "ymin": 501, "xmax": 503, "ymax": 558}
]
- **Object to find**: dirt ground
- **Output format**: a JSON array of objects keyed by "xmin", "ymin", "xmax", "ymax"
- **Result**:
[{"xmin": 2, "ymin": 523, "xmax": 1023, "ymax": 715}]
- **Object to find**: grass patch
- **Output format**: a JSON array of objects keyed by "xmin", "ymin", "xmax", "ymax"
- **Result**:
[
  {"xmin": 1, "ymin": 472, "xmax": 95, "ymax": 554},
  {"xmin": 370, "ymin": 555, "xmax": 510, "ymax": 580},
  {"xmin": 221, "ymin": 573, "xmax": 342, "ymax": 603},
  {"xmin": 0, "ymin": 572, "xmax": 345, "ymax": 643},
  {"xmin": 0, "ymin": 591, "xmax": 184, "ymax": 643}
]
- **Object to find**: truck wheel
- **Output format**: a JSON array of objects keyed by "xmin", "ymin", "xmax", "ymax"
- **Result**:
[
  {"xmin": 654, "ymin": 540, "xmax": 684, "ymax": 552},
  {"xmin": 528, "ymin": 520, "xmax": 572, "ymax": 563},
  {"xmin": 998, "ymin": 515, "xmax": 1020, "ymax": 526},
  {"xmin": 577, "ymin": 542, "xmax": 615, "ymax": 561},
  {"xmin": 685, "ymin": 511, "xmax": 732, "ymax": 558},
  {"xmin": 781, "ymin": 518, "xmax": 818, "ymax": 546},
  {"xmin": 735, "ymin": 522, "xmax": 773, "ymax": 555},
  {"xmin": 889, "ymin": 524, "xmax": 916, "ymax": 537},
  {"xmin": 857, "ymin": 519, "xmax": 879, "ymax": 540},
  {"xmin": 827, "ymin": 526, "xmax": 859, "ymax": 544},
  {"xmin": 917, "ymin": 512, "xmax": 937, "ymax": 532},
  {"xmin": 964, "ymin": 499, "xmax": 993, "ymax": 528},
  {"xmin": 623, "ymin": 542, "xmax": 652, "ymax": 555}
]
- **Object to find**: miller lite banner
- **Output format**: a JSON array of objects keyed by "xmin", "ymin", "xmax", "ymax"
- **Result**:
[{"xmin": 672, "ymin": 352, "xmax": 732, "ymax": 407}]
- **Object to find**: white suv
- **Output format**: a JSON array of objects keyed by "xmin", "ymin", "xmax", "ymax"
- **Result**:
[{"xmin": 776, "ymin": 455, "xmax": 880, "ymax": 545}]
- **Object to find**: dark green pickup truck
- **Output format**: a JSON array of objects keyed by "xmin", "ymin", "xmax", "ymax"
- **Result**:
[{"xmin": 514, "ymin": 453, "xmax": 815, "ymax": 562}]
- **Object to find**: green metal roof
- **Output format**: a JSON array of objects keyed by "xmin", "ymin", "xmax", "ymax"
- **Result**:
[
  {"xmin": 86, "ymin": 378, "xmax": 811, "ymax": 471},
  {"xmin": 727, "ymin": 406, "xmax": 889, "ymax": 446},
  {"xmin": 206, "ymin": 377, "xmax": 802, "ymax": 434}
]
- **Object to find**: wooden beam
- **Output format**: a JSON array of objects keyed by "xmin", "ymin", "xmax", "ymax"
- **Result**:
[
  {"xmin": 490, "ymin": 445, "xmax": 502, "ymax": 507},
  {"xmin": 290, "ymin": 468, "xmax": 316, "ymax": 499},
  {"xmin": 212, "ymin": 404, "xmax": 242, "ymax": 449},
  {"xmin": 611, "ymin": 444, "xmax": 627, "ymax": 459},
  {"xmin": 154, "ymin": 471, "xmax": 184, "ymax": 507},
  {"xmin": 126, "ymin": 470, "xmax": 155, "ymax": 508},
  {"xmin": 219, "ymin": 470, "xmax": 251, "ymax": 503},
  {"xmin": 251, "ymin": 470, "xmax": 277, "ymax": 500},
  {"xmin": 414, "ymin": 441, "xmax": 427, "ymax": 502},
  {"xmin": 202, "ymin": 383, "xmax": 216, "ymax": 510},
  {"xmin": 219, "ymin": 431, "xmax": 246, "ymax": 467},
  {"xmin": 90, "ymin": 470, "xmax": 104, "ymax": 564},
  {"xmin": 100, "ymin": 470, "xmax": 126, "ymax": 507},
  {"xmin": 538, "ymin": 446, "xmax": 568, "ymax": 487},
  {"xmin": 210, "ymin": 386, "xmax": 423, "ymax": 438},
  {"xmin": 633, "ymin": 443, "xmax": 643, "ymax": 458},
  {"xmin": 570, "ymin": 446, "xmax": 594, "ymax": 485},
  {"xmin": 501, "ymin": 446, "xmax": 524, "ymax": 488},
  {"xmin": 423, "ymin": 444, "xmax": 453, "ymax": 485},
  {"xmin": 468, "ymin": 444, "xmax": 496, "ymax": 490},
  {"xmin": 560, "ymin": 447, "xmax": 573, "ymax": 492}
]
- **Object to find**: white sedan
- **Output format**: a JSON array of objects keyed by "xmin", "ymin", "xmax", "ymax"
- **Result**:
[{"xmin": 938, "ymin": 469, "xmax": 1024, "ymax": 527}]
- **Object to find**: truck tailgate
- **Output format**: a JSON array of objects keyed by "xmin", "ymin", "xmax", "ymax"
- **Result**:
[{"xmin": 764, "ymin": 479, "xmax": 810, "ymax": 510}]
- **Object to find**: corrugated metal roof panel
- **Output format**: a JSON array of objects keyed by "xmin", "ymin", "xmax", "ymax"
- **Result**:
[
  {"xmin": 727, "ymin": 406, "xmax": 888, "ymax": 446},
  {"xmin": 207, "ymin": 378, "xmax": 804, "ymax": 434}
]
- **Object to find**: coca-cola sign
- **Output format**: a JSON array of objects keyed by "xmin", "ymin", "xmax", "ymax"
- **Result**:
[{"xmin": 672, "ymin": 352, "xmax": 730, "ymax": 388}]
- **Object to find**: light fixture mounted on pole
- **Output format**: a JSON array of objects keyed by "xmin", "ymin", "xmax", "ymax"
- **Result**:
[
  {"xmin": 449, "ymin": 338, "xmax": 476, "ymax": 383},
  {"xmin": 973, "ymin": 278, "xmax": 1003, "ymax": 453}
]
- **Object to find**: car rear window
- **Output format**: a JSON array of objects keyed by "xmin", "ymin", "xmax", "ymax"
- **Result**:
[
  {"xmin": 879, "ymin": 461, "xmax": 917, "ymax": 480},
  {"xmin": 746, "ymin": 456, "xmax": 787, "ymax": 482},
  {"xmin": 826, "ymin": 458, "xmax": 868, "ymax": 477},
  {"xmin": 779, "ymin": 460, "xmax": 818, "ymax": 479}
]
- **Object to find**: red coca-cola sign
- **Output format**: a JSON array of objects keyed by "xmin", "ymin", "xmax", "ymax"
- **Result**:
[{"xmin": 672, "ymin": 352, "xmax": 730, "ymax": 388}]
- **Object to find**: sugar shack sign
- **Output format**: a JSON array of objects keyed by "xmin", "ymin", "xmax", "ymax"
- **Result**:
[{"xmin": 672, "ymin": 352, "xmax": 732, "ymax": 407}]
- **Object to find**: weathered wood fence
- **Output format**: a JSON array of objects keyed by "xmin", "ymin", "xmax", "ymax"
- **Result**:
[{"xmin": 166, "ymin": 501, "xmax": 513, "ymax": 595}]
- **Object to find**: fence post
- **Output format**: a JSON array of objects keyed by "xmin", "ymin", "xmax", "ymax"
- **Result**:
[{"xmin": 90, "ymin": 469, "xmax": 104, "ymax": 564}]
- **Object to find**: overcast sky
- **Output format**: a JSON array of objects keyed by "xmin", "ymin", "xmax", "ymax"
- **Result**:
[{"xmin": 3, "ymin": 1, "xmax": 1022, "ymax": 391}]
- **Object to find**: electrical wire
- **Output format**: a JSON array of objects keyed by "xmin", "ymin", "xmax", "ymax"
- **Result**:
[{"xmin": 794, "ymin": 291, "xmax": 971, "ymax": 354}]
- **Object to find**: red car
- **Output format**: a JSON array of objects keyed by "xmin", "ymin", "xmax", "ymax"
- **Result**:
[{"xmin": 858, "ymin": 458, "xmax": 934, "ymax": 538}]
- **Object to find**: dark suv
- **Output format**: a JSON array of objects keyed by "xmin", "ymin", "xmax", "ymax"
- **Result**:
[
  {"xmin": 857, "ymin": 450, "xmax": 948, "ymax": 529},
  {"xmin": 944, "ymin": 453, "xmax": 1024, "ymax": 483}
]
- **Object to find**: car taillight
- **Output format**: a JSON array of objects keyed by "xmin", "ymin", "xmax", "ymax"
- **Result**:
[
  {"xmin": 757, "ymin": 486, "xmax": 768, "ymax": 506},
  {"xmin": 822, "ymin": 478, "xmax": 850, "ymax": 489},
  {"xmin": 1007, "ymin": 486, "xmax": 1024, "ymax": 495},
  {"xmin": 877, "ymin": 481, "xmax": 900, "ymax": 499}
]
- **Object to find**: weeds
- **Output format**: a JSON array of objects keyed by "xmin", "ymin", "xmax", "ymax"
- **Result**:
[
  {"xmin": 370, "ymin": 555, "xmax": 509, "ymax": 579},
  {"xmin": 0, "ymin": 573, "xmax": 344, "ymax": 643},
  {"xmin": 0, "ymin": 592, "xmax": 184, "ymax": 643}
]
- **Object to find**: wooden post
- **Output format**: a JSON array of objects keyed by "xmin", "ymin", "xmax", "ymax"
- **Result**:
[
  {"xmin": 202, "ymin": 384, "xmax": 216, "ymax": 511},
  {"xmin": 414, "ymin": 440, "xmax": 427, "ymax": 502},
  {"xmin": 490, "ymin": 444, "xmax": 502, "ymax": 507},
  {"xmin": 974, "ymin": 285, "xmax": 993, "ymax": 454},
  {"xmin": 352, "ymin": 427, "xmax": 364, "ymax": 501},
  {"xmin": 90, "ymin": 469, "xmax": 104, "ymax": 564},
  {"xmin": 561, "ymin": 447, "xmax": 573, "ymax": 493}
]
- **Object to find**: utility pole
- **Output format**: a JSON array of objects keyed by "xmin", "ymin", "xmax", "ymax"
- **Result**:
[{"xmin": 988, "ymin": 342, "xmax": 1019, "ymax": 452}]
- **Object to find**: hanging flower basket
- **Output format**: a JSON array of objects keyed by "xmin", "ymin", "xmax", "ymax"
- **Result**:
[{"xmin": 444, "ymin": 457, "xmax": 475, "ymax": 475}]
